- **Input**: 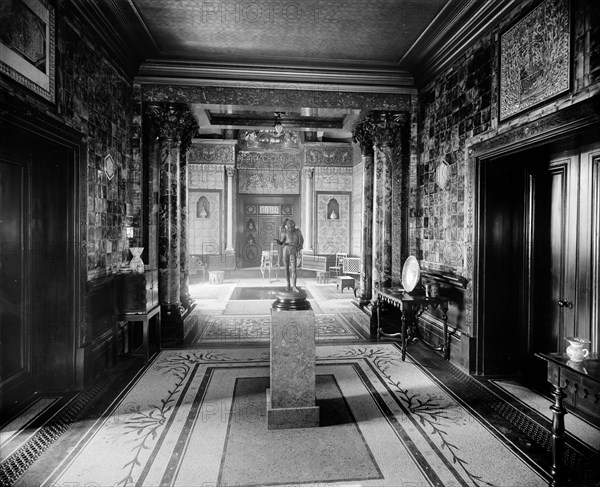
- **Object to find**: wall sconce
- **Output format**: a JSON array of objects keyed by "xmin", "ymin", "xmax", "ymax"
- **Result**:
[{"xmin": 125, "ymin": 226, "xmax": 134, "ymax": 239}]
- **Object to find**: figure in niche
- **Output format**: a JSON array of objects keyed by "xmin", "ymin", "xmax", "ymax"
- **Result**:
[
  {"xmin": 275, "ymin": 219, "xmax": 304, "ymax": 292},
  {"xmin": 197, "ymin": 196, "xmax": 209, "ymax": 218},
  {"xmin": 327, "ymin": 198, "xmax": 339, "ymax": 220}
]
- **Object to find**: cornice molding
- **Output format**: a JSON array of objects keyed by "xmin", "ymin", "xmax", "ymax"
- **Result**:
[
  {"xmin": 400, "ymin": 0, "xmax": 521, "ymax": 87},
  {"xmin": 136, "ymin": 59, "xmax": 417, "ymax": 94},
  {"xmin": 191, "ymin": 139, "xmax": 238, "ymax": 146},
  {"xmin": 66, "ymin": 0, "xmax": 155, "ymax": 78}
]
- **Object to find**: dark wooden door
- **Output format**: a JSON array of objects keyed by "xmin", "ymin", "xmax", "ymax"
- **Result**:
[
  {"xmin": 0, "ymin": 127, "xmax": 76, "ymax": 408},
  {"xmin": 0, "ymin": 159, "xmax": 29, "ymax": 398},
  {"xmin": 529, "ymin": 153, "xmax": 578, "ymax": 358}
]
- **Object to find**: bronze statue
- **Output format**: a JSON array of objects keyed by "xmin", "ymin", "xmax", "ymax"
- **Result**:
[{"xmin": 275, "ymin": 219, "xmax": 304, "ymax": 292}]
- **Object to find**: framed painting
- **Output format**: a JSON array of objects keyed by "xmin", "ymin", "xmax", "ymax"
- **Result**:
[
  {"xmin": 499, "ymin": 0, "xmax": 570, "ymax": 121},
  {"xmin": 0, "ymin": 0, "xmax": 55, "ymax": 103}
]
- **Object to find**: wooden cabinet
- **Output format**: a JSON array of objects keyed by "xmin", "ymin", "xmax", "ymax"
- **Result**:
[
  {"xmin": 114, "ymin": 269, "xmax": 159, "ymax": 314},
  {"xmin": 114, "ymin": 269, "xmax": 160, "ymax": 363}
]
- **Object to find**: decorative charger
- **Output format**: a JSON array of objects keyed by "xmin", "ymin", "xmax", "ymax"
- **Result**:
[{"xmin": 401, "ymin": 256, "xmax": 421, "ymax": 293}]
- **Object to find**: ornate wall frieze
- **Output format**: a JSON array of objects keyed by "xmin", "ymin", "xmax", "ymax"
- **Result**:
[
  {"xmin": 236, "ymin": 151, "xmax": 301, "ymax": 170},
  {"xmin": 188, "ymin": 143, "xmax": 236, "ymax": 165},
  {"xmin": 142, "ymin": 84, "xmax": 412, "ymax": 112},
  {"xmin": 238, "ymin": 169, "xmax": 299, "ymax": 194},
  {"xmin": 304, "ymin": 145, "xmax": 353, "ymax": 167}
]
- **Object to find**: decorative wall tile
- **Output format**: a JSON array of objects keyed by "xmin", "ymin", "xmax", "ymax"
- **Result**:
[
  {"xmin": 314, "ymin": 166, "xmax": 353, "ymax": 192},
  {"xmin": 315, "ymin": 193, "xmax": 350, "ymax": 255},
  {"xmin": 352, "ymin": 160, "xmax": 363, "ymax": 257},
  {"xmin": 188, "ymin": 191, "xmax": 221, "ymax": 255},
  {"xmin": 188, "ymin": 163, "xmax": 225, "ymax": 189}
]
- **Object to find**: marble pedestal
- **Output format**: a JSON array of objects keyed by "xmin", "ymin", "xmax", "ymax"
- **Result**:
[{"xmin": 267, "ymin": 295, "xmax": 320, "ymax": 429}]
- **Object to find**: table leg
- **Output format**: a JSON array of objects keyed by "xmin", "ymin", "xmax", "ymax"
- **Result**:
[
  {"xmin": 142, "ymin": 316, "xmax": 149, "ymax": 364},
  {"xmin": 376, "ymin": 294, "xmax": 381, "ymax": 339},
  {"xmin": 401, "ymin": 308, "xmax": 407, "ymax": 361},
  {"xmin": 549, "ymin": 382, "xmax": 567, "ymax": 487},
  {"xmin": 442, "ymin": 304, "xmax": 449, "ymax": 360}
]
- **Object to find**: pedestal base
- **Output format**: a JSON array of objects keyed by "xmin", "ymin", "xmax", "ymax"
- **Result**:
[
  {"xmin": 269, "ymin": 300, "xmax": 320, "ymax": 429},
  {"xmin": 266, "ymin": 389, "xmax": 320, "ymax": 430}
]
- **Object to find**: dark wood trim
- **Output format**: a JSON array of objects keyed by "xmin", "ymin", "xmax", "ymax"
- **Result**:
[
  {"xmin": 400, "ymin": 0, "xmax": 521, "ymax": 87},
  {"xmin": 65, "ymin": 0, "xmax": 155, "ymax": 78},
  {"xmin": 470, "ymin": 96, "xmax": 600, "ymax": 159}
]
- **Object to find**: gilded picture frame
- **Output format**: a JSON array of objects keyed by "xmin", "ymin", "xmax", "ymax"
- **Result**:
[
  {"xmin": 0, "ymin": 0, "xmax": 56, "ymax": 103},
  {"xmin": 499, "ymin": 0, "xmax": 570, "ymax": 121}
]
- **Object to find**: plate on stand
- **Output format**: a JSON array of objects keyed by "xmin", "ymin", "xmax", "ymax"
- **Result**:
[{"xmin": 401, "ymin": 256, "xmax": 421, "ymax": 293}]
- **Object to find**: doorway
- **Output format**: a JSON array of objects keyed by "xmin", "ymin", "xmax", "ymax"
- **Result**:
[
  {"xmin": 0, "ymin": 123, "xmax": 78, "ymax": 409},
  {"xmin": 478, "ymin": 137, "xmax": 598, "ymax": 384},
  {"xmin": 237, "ymin": 196, "xmax": 299, "ymax": 268}
]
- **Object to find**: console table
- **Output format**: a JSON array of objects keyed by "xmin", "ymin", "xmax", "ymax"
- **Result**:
[
  {"xmin": 376, "ymin": 288, "xmax": 449, "ymax": 361},
  {"xmin": 535, "ymin": 352, "xmax": 600, "ymax": 487},
  {"xmin": 116, "ymin": 304, "xmax": 161, "ymax": 364}
]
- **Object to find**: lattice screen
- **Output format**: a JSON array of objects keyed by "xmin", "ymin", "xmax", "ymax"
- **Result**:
[{"xmin": 343, "ymin": 257, "xmax": 361, "ymax": 275}]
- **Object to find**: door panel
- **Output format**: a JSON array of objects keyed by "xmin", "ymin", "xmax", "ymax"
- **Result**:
[
  {"xmin": 529, "ymin": 156, "xmax": 578, "ymax": 355},
  {"xmin": 0, "ymin": 160, "xmax": 28, "ymax": 388},
  {"xmin": 258, "ymin": 216, "xmax": 281, "ymax": 251}
]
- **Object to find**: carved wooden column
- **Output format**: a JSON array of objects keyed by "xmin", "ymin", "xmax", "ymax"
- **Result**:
[
  {"xmin": 225, "ymin": 166, "xmax": 235, "ymax": 253},
  {"xmin": 351, "ymin": 122, "xmax": 374, "ymax": 306},
  {"xmin": 147, "ymin": 103, "xmax": 197, "ymax": 341},
  {"xmin": 303, "ymin": 167, "xmax": 314, "ymax": 251}
]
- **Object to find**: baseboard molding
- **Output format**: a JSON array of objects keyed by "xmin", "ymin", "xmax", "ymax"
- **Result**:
[{"xmin": 76, "ymin": 329, "xmax": 116, "ymax": 390}]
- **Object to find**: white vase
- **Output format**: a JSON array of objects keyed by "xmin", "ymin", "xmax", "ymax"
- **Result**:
[{"xmin": 129, "ymin": 247, "xmax": 145, "ymax": 273}]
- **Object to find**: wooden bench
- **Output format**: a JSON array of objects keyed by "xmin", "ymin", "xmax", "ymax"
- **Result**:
[{"xmin": 302, "ymin": 254, "xmax": 335, "ymax": 273}]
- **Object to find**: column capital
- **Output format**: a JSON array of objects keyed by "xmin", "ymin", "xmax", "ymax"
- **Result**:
[
  {"xmin": 303, "ymin": 167, "xmax": 314, "ymax": 179},
  {"xmin": 351, "ymin": 120, "xmax": 374, "ymax": 156},
  {"xmin": 354, "ymin": 111, "xmax": 407, "ymax": 149},
  {"xmin": 225, "ymin": 165, "xmax": 236, "ymax": 178},
  {"xmin": 146, "ymin": 103, "xmax": 198, "ymax": 149}
]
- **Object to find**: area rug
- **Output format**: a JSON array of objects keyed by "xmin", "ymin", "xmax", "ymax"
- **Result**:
[
  {"xmin": 491, "ymin": 379, "xmax": 600, "ymax": 451},
  {"xmin": 38, "ymin": 345, "xmax": 548, "ymax": 487},
  {"xmin": 194, "ymin": 314, "xmax": 368, "ymax": 344},
  {"xmin": 306, "ymin": 282, "xmax": 355, "ymax": 301}
]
